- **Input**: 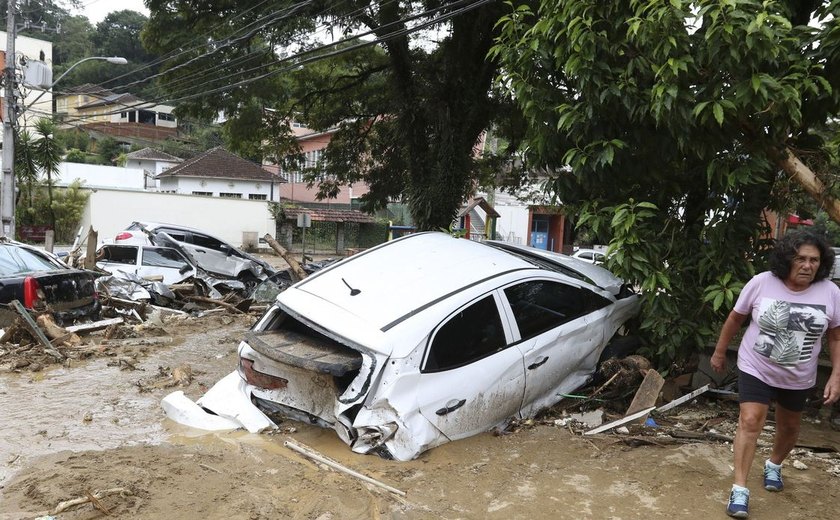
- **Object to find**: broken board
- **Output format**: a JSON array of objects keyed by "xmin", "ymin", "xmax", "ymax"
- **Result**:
[{"xmin": 624, "ymin": 369, "xmax": 665, "ymax": 424}]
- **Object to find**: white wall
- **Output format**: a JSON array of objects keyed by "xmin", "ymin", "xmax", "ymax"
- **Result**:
[
  {"xmin": 57, "ymin": 162, "xmax": 148, "ymax": 190},
  {"xmin": 79, "ymin": 188, "xmax": 276, "ymax": 248},
  {"xmin": 159, "ymin": 176, "xmax": 280, "ymax": 201}
]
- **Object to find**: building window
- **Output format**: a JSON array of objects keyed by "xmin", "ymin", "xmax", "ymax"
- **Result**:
[
  {"xmin": 219, "ymin": 192, "xmax": 242, "ymax": 199},
  {"xmin": 192, "ymin": 191, "xmax": 212, "ymax": 196},
  {"xmin": 158, "ymin": 112, "xmax": 175, "ymax": 121},
  {"xmin": 249, "ymin": 194, "xmax": 267, "ymax": 200},
  {"xmin": 120, "ymin": 112, "xmax": 127, "ymax": 119}
]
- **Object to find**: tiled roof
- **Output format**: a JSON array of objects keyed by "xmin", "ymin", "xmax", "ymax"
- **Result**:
[
  {"xmin": 125, "ymin": 147, "xmax": 182, "ymax": 162},
  {"xmin": 156, "ymin": 147, "xmax": 280, "ymax": 182},
  {"xmin": 64, "ymin": 83, "xmax": 112, "ymax": 95},
  {"xmin": 78, "ymin": 92, "xmax": 142, "ymax": 109},
  {"xmin": 281, "ymin": 206, "xmax": 376, "ymax": 223}
]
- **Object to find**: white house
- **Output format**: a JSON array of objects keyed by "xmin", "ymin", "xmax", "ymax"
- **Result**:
[{"xmin": 157, "ymin": 147, "xmax": 283, "ymax": 201}]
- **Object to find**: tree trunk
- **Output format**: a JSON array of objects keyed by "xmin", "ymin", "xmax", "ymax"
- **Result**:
[{"xmin": 774, "ymin": 147, "xmax": 840, "ymax": 224}]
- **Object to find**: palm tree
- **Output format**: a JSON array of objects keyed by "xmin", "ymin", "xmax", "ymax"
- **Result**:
[
  {"xmin": 13, "ymin": 129, "xmax": 40, "ymax": 221},
  {"xmin": 32, "ymin": 119, "xmax": 63, "ymax": 231}
]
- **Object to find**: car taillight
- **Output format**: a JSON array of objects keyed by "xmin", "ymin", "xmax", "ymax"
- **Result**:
[
  {"xmin": 23, "ymin": 276, "xmax": 42, "ymax": 308},
  {"xmin": 114, "ymin": 232, "xmax": 133, "ymax": 241}
]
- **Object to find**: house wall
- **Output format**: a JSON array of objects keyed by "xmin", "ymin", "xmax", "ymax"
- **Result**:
[
  {"xmin": 79, "ymin": 188, "xmax": 276, "ymax": 248},
  {"xmin": 126, "ymin": 158, "xmax": 178, "ymax": 176},
  {"xmin": 56, "ymin": 162, "xmax": 148, "ymax": 190},
  {"xmin": 158, "ymin": 176, "xmax": 280, "ymax": 201}
]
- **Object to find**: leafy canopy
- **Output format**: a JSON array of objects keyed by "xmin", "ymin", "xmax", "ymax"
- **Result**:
[
  {"xmin": 142, "ymin": 0, "xmax": 522, "ymax": 229},
  {"xmin": 491, "ymin": 0, "xmax": 840, "ymax": 364}
]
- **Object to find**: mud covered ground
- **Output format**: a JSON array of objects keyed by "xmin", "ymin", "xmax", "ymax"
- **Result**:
[{"xmin": 1, "ymin": 305, "xmax": 839, "ymax": 518}]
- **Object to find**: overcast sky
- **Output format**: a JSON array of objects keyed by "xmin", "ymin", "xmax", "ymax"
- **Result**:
[{"xmin": 72, "ymin": 0, "xmax": 150, "ymax": 24}]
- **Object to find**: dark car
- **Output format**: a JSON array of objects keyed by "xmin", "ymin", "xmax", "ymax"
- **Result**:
[{"xmin": 0, "ymin": 239, "xmax": 101, "ymax": 328}]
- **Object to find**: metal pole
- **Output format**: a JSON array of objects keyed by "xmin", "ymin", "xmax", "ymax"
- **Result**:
[{"xmin": 2, "ymin": 0, "xmax": 17, "ymax": 238}]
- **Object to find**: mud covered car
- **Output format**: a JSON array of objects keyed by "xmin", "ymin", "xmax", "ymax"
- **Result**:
[
  {"xmin": 0, "ymin": 239, "xmax": 100, "ymax": 327},
  {"xmin": 235, "ymin": 232, "xmax": 640, "ymax": 460}
]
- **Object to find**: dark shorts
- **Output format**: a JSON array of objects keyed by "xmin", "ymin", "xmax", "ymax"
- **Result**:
[{"xmin": 738, "ymin": 370, "xmax": 811, "ymax": 412}]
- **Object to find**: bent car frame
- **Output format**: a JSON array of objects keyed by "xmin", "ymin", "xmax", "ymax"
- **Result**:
[{"xmin": 235, "ymin": 232, "xmax": 640, "ymax": 460}]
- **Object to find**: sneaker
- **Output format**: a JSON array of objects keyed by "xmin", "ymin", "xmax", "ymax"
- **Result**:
[
  {"xmin": 764, "ymin": 462, "xmax": 783, "ymax": 491},
  {"xmin": 727, "ymin": 487, "xmax": 750, "ymax": 518}
]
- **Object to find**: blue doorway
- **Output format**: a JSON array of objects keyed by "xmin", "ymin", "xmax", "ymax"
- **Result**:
[{"xmin": 530, "ymin": 215, "xmax": 549, "ymax": 250}]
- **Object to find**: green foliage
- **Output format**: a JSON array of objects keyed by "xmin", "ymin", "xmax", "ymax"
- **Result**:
[
  {"xmin": 490, "ymin": 0, "xmax": 837, "ymax": 365},
  {"xmin": 93, "ymin": 137, "xmax": 124, "ymax": 165},
  {"xmin": 64, "ymin": 148, "xmax": 88, "ymax": 163},
  {"xmin": 16, "ymin": 181, "xmax": 90, "ymax": 243}
]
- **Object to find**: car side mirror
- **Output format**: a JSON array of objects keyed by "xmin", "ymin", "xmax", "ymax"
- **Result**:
[{"xmin": 179, "ymin": 264, "xmax": 192, "ymax": 274}]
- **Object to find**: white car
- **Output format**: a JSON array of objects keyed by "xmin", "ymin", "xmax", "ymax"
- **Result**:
[
  {"xmin": 96, "ymin": 244, "xmax": 195, "ymax": 285},
  {"xmin": 113, "ymin": 221, "xmax": 274, "ymax": 282},
  {"xmin": 229, "ymin": 232, "xmax": 640, "ymax": 460},
  {"xmin": 571, "ymin": 248, "xmax": 607, "ymax": 264}
]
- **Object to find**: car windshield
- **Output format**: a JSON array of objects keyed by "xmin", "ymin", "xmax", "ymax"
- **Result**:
[
  {"xmin": 484, "ymin": 243, "xmax": 595, "ymax": 285},
  {"xmin": 0, "ymin": 245, "xmax": 61, "ymax": 276}
]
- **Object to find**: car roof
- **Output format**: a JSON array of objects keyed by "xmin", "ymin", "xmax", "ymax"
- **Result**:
[
  {"xmin": 485, "ymin": 241, "xmax": 623, "ymax": 295},
  {"xmin": 129, "ymin": 221, "xmax": 214, "ymax": 236},
  {"xmin": 285, "ymin": 232, "xmax": 539, "ymax": 331}
]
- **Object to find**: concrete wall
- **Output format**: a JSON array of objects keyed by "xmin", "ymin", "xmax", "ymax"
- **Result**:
[
  {"xmin": 79, "ymin": 188, "xmax": 276, "ymax": 248},
  {"xmin": 57, "ymin": 162, "xmax": 148, "ymax": 190}
]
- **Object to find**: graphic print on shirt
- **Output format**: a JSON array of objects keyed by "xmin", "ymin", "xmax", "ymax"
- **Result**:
[{"xmin": 753, "ymin": 298, "xmax": 827, "ymax": 366}]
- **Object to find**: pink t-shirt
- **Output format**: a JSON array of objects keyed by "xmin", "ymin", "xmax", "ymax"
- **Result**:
[{"xmin": 734, "ymin": 271, "xmax": 840, "ymax": 389}]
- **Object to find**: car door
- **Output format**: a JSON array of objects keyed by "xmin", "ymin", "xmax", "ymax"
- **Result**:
[
  {"xmin": 136, "ymin": 247, "xmax": 195, "ymax": 284},
  {"xmin": 502, "ymin": 278, "xmax": 611, "ymax": 416},
  {"xmin": 416, "ymin": 292, "xmax": 525, "ymax": 440}
]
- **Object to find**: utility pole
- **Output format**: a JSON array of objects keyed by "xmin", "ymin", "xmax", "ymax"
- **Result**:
[{"xmin": 2, "ymin": 0, "xmax": 17, "ymax": 238}]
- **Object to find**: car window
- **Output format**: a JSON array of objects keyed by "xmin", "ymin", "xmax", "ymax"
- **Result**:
[
  {"xmin": 142, "ymin": 247, "xmax": 191, "ymax": 269},
  {"xmin": 99, "ymin": 245, "xmax": 137, "ymax": 265},
  {"xmin": 157, "ymin": 227, "xmax": 189, "ymax": 242},
  {"xmin": 0, "ymin": 245, "xmax": 63, "ymax": 275},
  {"xmin": 504, "ymin": 280, "xmax": 610, "ymax": 340},
  {"xmin": 423, "ymin": 295, "xmax": 507, "ymax": 373},
  {"xmin": 578, "ymin": 252, "xmax": 593, "ymax": 260},
  {"xmin": 190, "ymin": 233, "xmax": 226, "ymax": 251}
]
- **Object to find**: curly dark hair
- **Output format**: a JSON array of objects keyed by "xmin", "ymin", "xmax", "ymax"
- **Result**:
[{"xmin": 769, "ymin": 229, "xmax": 834, "ymax": 282}]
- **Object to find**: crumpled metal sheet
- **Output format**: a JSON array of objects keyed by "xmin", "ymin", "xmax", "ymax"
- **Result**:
[{"xmin": 96, "ymin": 272, "xmax": 153, "ymax": 300}]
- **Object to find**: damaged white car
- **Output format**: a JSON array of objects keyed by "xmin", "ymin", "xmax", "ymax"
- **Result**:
[{"xmin": 230, "ymin": 232, "xmax": 641, "ymax": 460}]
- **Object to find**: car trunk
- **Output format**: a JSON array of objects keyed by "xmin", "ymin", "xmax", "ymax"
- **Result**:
[
  {"xmin": 31, "ymin": 270, "xmax": 100, "ymax": 323},
  {"xmin": 240, "ymin": 322, "xmax": 365, "ymax": 426}
]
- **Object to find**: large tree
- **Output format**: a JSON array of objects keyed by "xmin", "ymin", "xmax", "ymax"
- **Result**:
[
  {"xmin": 491, "ymin": 0, "xmax": 840, "ymax": 363},
  {"xmin": 142, "ymin": 0, "xmax": 519, "ymax": 230}
]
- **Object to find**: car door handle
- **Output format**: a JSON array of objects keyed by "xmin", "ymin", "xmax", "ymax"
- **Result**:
[
  {"xmin": 436, "ymin": 399, "xmax": 466, "ymax": 416},
  {"xmin": 195, "ymin": 250, "xmax": 206, "ymax": 253},
  {"xmin": 528, "ymin": 356, "xmax": 549, "ymax": 370}
]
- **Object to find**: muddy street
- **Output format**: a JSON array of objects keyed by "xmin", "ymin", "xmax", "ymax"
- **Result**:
[{"xmin": 1, "ymin": 314, "xmax": 839, "ymax": 519}]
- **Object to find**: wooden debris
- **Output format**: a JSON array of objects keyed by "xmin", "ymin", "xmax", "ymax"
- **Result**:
[
  {"xmin": 9, "ymin": 300, "xmax": 64, "ymax": 361},
  {"xmin": 584, "ymin": 407, "xmax": 656, "ymax": 435},
  {"xmin": 36, "ymin": 314, "xmax": 81, "ymax": 345},
  {"xmin": 656, "ymin": 384, "xmax": 711, "ymax": 414},
  {"xmin": 264, "ymin": 234, "xmax": 308, "ymax": 282},
  {"xmin": 624, "ymin": 369, "xmax": 665, "ymax": 424},
  {"xmin": 53, "ymin": 487, "xmax": 132, "ymax": 515},
  {"xmin": 285, "ymin": 439, "xmax": 407, "ymax": 497},
  {"xmin": 184, "ymin": 295, "xmax": 246, "ymax": 314},
  {"xmin": 65, "ymin": 317, "xmax": 124, "ymax": 334},
  {"xmin": 85, "ymin": 489, "xmax": 112, "ymax": 515}
]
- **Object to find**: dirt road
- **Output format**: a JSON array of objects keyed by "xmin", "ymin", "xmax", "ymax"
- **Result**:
[{"xmin": 1, "ymin": 314, "xmax": 839, "ymax": 519}]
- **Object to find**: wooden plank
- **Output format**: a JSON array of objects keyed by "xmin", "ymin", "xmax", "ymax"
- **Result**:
[
  {"xmin": 624, "ymin": 369, "xmax": 665, "ymax": 424},
  {"xmin": 584, "ymin": 407, "xmax": 656, "ymax": 435},
  {"xmin": 65, "ymin": 317, "xmax": 124, "ymax": 333},
  {"xmin": 9, "ymin": 300, "xmax": 64, "ymax": 361},
  {"xmin": 656, "ymin": 384, "xmax": 711, "ymax": 413}
]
